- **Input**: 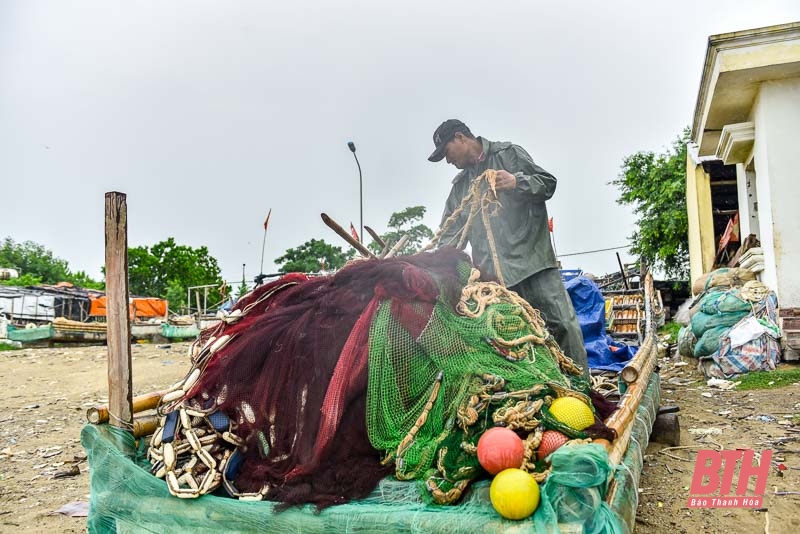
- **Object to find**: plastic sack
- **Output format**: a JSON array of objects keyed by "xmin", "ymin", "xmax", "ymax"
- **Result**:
[
  {"xmin": 690, "ymin": 310, "xmax": 749, "ymax": 338},
  {"xmin": 677, "ymin": 326, "xmax": 696, "ymax": 358},
  {"xmin": 699, "ymin": 289, "xmax": 751, "ymax": 315},
  {"xmin": 694, "ymin": 326, "xmax": 730, "ymax": 357},
  {"xmin": 691, "ymin": 268, "xmax": 755, "ymax": 296},
  {"xmin": 698, "ymin": 292, "xmax": 782, "ymax": 379}
]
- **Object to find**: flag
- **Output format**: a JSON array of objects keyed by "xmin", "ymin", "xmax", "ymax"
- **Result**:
[
  {"xmin": 263, "ymin": 208, "xmax": 272, "ymax": 230},
  {"xmin": 349, "ymin": 222, "xmax": 360, "ymax": 242},
  {"xmin": 548, "ymin": 217, "xmax": 554, "ymax": 233}
]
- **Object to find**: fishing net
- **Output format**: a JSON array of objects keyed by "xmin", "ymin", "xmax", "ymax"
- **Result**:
[
  {"xmin": 144, "ymin": 248, "xmax": 611, "ymax": 509},
  {"xmin": 534, "ymin": 443, "xmax": 626, "ymax": 533},
  {"xmin": 83, "ymin": 423, "xmax": 630, "ymax": 533}
]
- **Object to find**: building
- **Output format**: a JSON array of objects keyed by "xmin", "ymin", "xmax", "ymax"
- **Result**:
[{"xmin": 687, "ymin": 22, "xmax": 800, "ymax": 316}]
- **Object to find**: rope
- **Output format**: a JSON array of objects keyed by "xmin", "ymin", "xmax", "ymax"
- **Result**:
[
  {"xmin": 107, "ymin": 410, "xmax": 135, "ymax": 430},
  {"xmin": 591, "ymin": 374, "xmax": 620, "ymax": 397},
  {"xmin": 424, "ymin": 170, "xmax": 506, "ymax": 286}
]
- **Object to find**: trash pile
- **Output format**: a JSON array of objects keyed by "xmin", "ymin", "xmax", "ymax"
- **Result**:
[{"xmin": 678, "ymin": 267, "xmax": 781, "ymax": 378}]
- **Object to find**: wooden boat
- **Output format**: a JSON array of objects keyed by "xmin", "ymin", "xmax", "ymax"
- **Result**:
[{"xmin": 81, "ymin": 270, "xmax": 661, "ymax": 533}]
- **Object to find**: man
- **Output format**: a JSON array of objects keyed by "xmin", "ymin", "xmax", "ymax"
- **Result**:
[{"xmin": 428, "ymin": 119, "xmax": 588, "ymax": 376}]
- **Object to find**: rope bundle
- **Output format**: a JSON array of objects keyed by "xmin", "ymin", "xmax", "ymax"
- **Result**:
[{"xmin": 424, "ymin": 170, "xmax": 506, "ymax": 285}]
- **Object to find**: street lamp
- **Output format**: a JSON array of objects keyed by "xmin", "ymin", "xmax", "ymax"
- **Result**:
[{"xmin": 347, "ymin": 141, "xmax": 363, "ymax": 243}]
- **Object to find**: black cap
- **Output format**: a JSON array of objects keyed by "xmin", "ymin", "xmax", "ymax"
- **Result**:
[{"xmin": 428, "ymin": 119, "xmax": 472, "ymax": 162}]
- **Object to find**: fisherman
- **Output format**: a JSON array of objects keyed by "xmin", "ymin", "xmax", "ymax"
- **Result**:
[{"xmin": 427, "ymin": 119, "xmax": 589, "ymax": 376}]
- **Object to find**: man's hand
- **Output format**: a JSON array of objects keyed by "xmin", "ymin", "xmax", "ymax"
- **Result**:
[{"xmin": 493, "ymin": 170, "xmax": 517, "ymax": 191}]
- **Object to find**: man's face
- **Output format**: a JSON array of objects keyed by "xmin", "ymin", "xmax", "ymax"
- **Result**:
[{"xmin": 443, "ymin": 134, "xmax": 471, "ymax": 169}]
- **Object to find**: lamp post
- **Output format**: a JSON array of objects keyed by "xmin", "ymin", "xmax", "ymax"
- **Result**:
[{"xmin": 347, "ymin": 141, "xmax": 363, "ymax": 243}]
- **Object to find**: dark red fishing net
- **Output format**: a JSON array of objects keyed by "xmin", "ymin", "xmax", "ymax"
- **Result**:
[{"xmin": 187, "ymin": 248, "xmax": 470, "ymax": 507}]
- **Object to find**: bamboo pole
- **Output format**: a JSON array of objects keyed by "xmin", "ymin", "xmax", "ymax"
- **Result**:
[
  {"xmin": 383, "ymin": 235, "xmax": 410, "ymax": 259},
  {"xmin": 132, "ymin": 414, "xmax": 161, "ymax": 438},
  {"xmin": 597, "ymin": 334, "xmax": 657, "ymax": 466},
  {"xmin": 599, "ymin": 271, "xmax": 659, "ymax": 511},
  {"xmin": 619, "ymin": 274, "xmax": 655, "ymax": 385},
  {"xmin": 105, "ymin": 192, "xmax": 133, "ymax": 431},
  {"xmin": 320, "ymin": 213, "xmax": 376, "ymax": 258},
  {"xmin": 87, "ymin": 390, "xmax": 165, "ymax": 424},
  {"xmin": 364, "ymin": 226, "xmax": 386, "ymax": 249}
]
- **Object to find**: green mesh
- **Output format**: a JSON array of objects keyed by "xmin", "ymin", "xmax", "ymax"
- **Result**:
[
  {"xmin": 84, "ymin": 423, "xmax": 635, "ymax": 533},
  {"xmin": 82, "ymin": 424, "xmax": 534, "ymax": 533},
  {"xmin": 366, "ymin": 275, "xmax": 584, "ymax": 500},
  {"xmin": 533, "ymin": 444, "xmax": 626, "ymax": 534}
]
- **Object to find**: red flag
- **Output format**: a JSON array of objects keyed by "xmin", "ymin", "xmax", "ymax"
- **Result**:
[
  {"xmin": 548, "ymin": 217, "xmax": 554, "ymax": 233},
  {"xmin": 350, "ymin": 222, "xmax": 360, "ymax": 242},
  {"xmin": 263, "ymin": 208, "xmax": 272, "ymax": 230}
]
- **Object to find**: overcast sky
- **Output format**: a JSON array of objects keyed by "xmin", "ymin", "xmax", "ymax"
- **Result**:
[{"xmin": 2, "ymin": 1, "xmax": 799, "ymax": 286}]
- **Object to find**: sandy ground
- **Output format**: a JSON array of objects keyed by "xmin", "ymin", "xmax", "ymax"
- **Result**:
[{"xmin": 1, "ymin": 342, "xmax": 799, "ymax": 533}]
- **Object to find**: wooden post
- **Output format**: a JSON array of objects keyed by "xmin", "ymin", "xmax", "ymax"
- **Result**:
[
  {"xmin": 195, "ymin": 290, "xmax": 202, "ymax": 329},
  {"xmin": 105, "ymin": 192, "xmax": 133, "ymax": 431},
  {"xmin": 616, "ymin": 252, "xmax": 629, "ymax": 290}
]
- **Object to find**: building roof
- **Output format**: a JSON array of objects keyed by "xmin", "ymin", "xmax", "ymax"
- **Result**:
[{"xmin": 692, "ymin": 22, "xmax": 800, "ymax": 156}]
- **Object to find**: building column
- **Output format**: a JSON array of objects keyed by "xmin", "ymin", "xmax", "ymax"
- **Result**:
[
  {"xmin": 752, "ymin": 79, "xmax": 800, "ymax": 307},
  {"xmin": 686, "ymin": 155, "xmax": 716, "ymax": 290}
]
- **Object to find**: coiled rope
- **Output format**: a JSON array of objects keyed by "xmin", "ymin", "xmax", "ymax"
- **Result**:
[{"xmin": 423, "ymin": 170, "xmax": 506, "ymax": 286}]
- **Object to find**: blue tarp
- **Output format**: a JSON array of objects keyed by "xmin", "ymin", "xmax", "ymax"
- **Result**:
[{"xmin": 565, "ymin": 276, "xmax": 637, "ymax": 372}]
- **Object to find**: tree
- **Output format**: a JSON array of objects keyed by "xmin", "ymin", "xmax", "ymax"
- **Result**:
[
  {"xmin": 127, "ymin": 238, "xmax": 223, "ymax": 306},
  {"xmin": 367, "ymin": 206, "xmax": 434, "ymax": 256},
  {"xmin": 68, "ymin": 270, "xmax": 104, "ymax": 290},
  {"xmin": 275, "ymin": 238, "xmax": 353, "ymax": 273},
  {"xmin": 0, "ymin": 237, "xmax": 104, "ymax": 288},
  {"xmin": 1, "ymin": 273, "xmax": 42, "ymax": 287},
  {"xmin": 0, "ymin": 237, "xmax": 70, "ymax": 284},
  {"xmin": 611, "ymin": 129, "xmax": 690, "ymax": 279}
]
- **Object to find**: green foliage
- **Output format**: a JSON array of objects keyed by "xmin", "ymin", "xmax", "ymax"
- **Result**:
[
  {"xmin": 0, "ymin": 343, "xmax": 22, "ymax": 352},
  {"xmin": 275, "ymin": 238, "xmax": 353, "ymax": 273},
  {"xmin": 236, "ymin": 276, "xmax": 249, "ymax": 299},
  {"xmin": 0, "ymin": 237, "xmax": 103, "ymax": 288},
  {"xmin": 164, "ymin": 280, "xmax": 188, "ymax": 314},
  {"xmin": 611, "ymin": 129, "xmax": 691, "ymax": 279},
  {"xmin": 735, "ymin": 367, "xmax": 800, "ymax": 390},
  {"xmin": 1, "ymin": 273, "xmax": 42, "ymax": 287},
  {"xmin": 68, "ymin": 270, "xmax": 104, "ymax": 290},
  {"xmin": 128, "ymin": 238, "xmax": 223, "ymax": 303},
  {"xmin": 658, "ymin": 321, "xmax": 682, "ymax": 344},
  {"xmin": 367, "ymin": 206, "xmax": 434, "ymax": 256},
  {"xmin": 0, "ymin": 237, "xmax": 70, "ymax": 284}
]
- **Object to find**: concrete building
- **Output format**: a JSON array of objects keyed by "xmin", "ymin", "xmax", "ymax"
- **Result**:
[{"xmin": 687, "ymin": 22, "xmax": 800, "ymax": 314}]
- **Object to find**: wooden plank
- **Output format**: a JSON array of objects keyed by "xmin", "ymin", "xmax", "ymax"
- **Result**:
[{"xmin": 105, "ymin": 192, "xmax": 133, "ymax": 431}]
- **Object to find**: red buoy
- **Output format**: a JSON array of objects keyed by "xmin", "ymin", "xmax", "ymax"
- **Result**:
[
  {"xmin": 537, "ymin": 430, "xmax": 569, "ymax": 461},
  {"xmin": 477, "ymin": 427, "xmax": 525, "ymax": 475}
]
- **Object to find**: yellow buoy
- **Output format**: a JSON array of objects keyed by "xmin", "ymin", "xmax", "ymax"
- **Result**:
[
  {"xmin": 489, "ymin": 468, "xmax": 540, "ymax": 520},
  {"xmin": 549, "ymin": 397, "xmax": 594, "ymax": 430}
]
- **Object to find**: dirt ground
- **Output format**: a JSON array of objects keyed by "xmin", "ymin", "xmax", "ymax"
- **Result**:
[
  {"xmin": 1, "ymin": 342, "xmax": 799, "ymax": 533},
  {"xmin": 636, "ymin": 354, "xmax": 800, "ymax": 534}
]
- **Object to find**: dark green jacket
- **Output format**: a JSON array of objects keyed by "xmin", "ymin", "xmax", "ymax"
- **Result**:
[{"xmin": 439, "ymin": 137, "xmax": 558, "ymax": 287}]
